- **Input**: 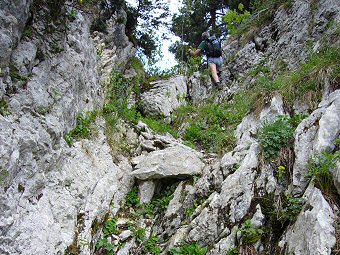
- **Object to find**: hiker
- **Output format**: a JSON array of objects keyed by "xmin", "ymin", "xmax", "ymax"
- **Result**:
[{"xmin": 188, "ymin": 31, "xmax": 223, "ymax": 87}]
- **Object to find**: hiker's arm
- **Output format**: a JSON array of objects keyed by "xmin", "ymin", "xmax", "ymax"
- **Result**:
[{"xmin": 189, "ymin": 48, "xmax": 202, "ymax": 57}]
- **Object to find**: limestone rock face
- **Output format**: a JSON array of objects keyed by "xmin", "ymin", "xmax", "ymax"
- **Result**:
[
  {"xmin": 280, "ymin": 185, "xmax": 336, "ymax": 255},
  {"xmin": 0, "ymin": 2, "xmax": 136, "ymax": 254},
  {"xmin": 293, "ymin": 90, "xmax": 340, "ymax": 193},
  {"xmin": 140, "ymin": 75, "xmax": 187, "ymax": 122},
  {"xmin": 131, "ymin": 145, "xmax": 204, "ymax": 180},
  {"xmin": 0, "ymin": 120, "xmax": 134, "ymax": 255},
  {"xmin": 0, "ymin": 0, "xmax": 33, "ymax": 67}
]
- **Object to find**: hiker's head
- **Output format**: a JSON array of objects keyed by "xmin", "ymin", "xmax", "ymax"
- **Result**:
[{"xmin": 202, "ymin": 31, "xmax": 210, "ymax": 40}]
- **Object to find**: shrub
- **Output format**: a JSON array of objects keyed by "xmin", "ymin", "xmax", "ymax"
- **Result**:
[
  {"xmin": 278, "ymin": 195, "xmax": 305, "ymax": 222},
  {"xmin": 96, "ymin": 238, "xmax": 114, "ymax": 255},
  {"xmin": 240, "ymin": 220, "xmax": 264, "ymax": 245},
  {"xmin": 279, "ymin": 46, "xmax": 340, "ymax": 108},
  {"xmin": 65, "ymin": 111, "xmax": 98, "ymax": 146},
  {"xmin": 102, "ymin": 217, "xmax": 118, "ymax": 237},
  {"xmin": 308, "ymin": 151, "xmax": 340, "ymax": 195},
  {"xmin": 125, "ymin": 187, "xmax": 140, "ymax": 207},
  {"xmin": 0, "ymin": 100, "xmax": 10, "ymax": 116},
  {"xmin": 222, "ymin": 3, "xmax": 251, "ymax": 35},
  {"xmin": 170, "ymin": 242, "xmax": 208, "ymax": 255},
  {"xmin": 258, "ymin": 115, "xmax": 295, "ymax": 160},
  {"xmin": 145, "ymin": 235, "xmax": 161, "ymax": 255}
]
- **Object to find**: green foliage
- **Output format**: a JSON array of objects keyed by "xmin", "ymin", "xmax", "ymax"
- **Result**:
[
  {"xmin": 277, "ymin": 165, "xmax": 286, "ymax": 181},
  {"xmin": 232, "ymin": 0, "xmax": 294, "ymax": 37},
  {"xmin": 129, "ymin": 224, "xmax": 146, "ymax": 242},
  {"xmin": 125, "ymin": 187, "xmax": 140, "ymax": 207},
  {"xmin": 0, "ymin": 170, "xmax": 9, "ymax": 186},
  {"xmin": 96, "ymin": 238, "xmax": 114, "ymax": 255},
  {"xmin": 172, "ymin": 93, "xmax": 250, "ymax": 154},
  {"xmin": 279, "ymin": 46, "xmax": 340, "ymax": 107},
  {"xmin": 226, "ymin": 247, "xmax": 239, "ymax": 255},
  {"xmin": 145, "ymin": 235, "xmax": 161, "ymax": 255},
  {"xmin": 102, "ymin": 217, "xmax": 118, "ymax": 237},
  {"xmin": 169, "ymin": 242, "xmax": 208, "ymax": 255},
  {"xmin": 258, "ymin": 115, "xmax": 295, "ymax": 160},
  {"xmin": 222, "ymin": 3, "xmax": 251, "ymax": 35},
  {"xmin": 142, "ymin": 117, "xmax": 179, "ymax": 138},
  {"xmin": 308, "ymin": 151, "xmax": 340, "ymax": 195},
  {"xmin": 0, "ymin": 100, "xmax": 10, "ymax": 116},
  {"xmin": 64, "ymin": 111, "xmax": 98, "ymax": 146},
  {"xmin": 240, "ymin": 220, "xmax": 264, "ymax": 245},
  {"xmin": 278, "ymin": 195, "xmax": 305, "ymax": 222}
]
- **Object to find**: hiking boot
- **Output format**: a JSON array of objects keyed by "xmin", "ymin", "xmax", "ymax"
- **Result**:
[{"xmin": 216, "ymin": 81, "xmax": 223, "ymax": 89}]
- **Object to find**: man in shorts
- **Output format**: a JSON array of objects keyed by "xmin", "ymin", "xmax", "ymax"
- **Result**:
[{"xmin": 188, "ymin": 31, "xmax": 223, "ymax": 87}]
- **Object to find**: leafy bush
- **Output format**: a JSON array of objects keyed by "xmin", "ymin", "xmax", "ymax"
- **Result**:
[
  {"xmin": 96, "ymin": 238, "xmax": 114, "ymax": 255},
  {"xmin": 258, "ymin": 115, "xmax": 295, "ymax": 160},
  {"xmin": 103, "ymin": 217, "xmax": 118, "ymax": 237},
  {"xmin": 170, "ymin": 242, "xmax": 208, "ymax": 255},
  {"xmin": 125, "ymin": 187, "xmax": 140, "ymax": 207},
  {"xmin": 0, "ymin": 100, "xmax": 10, "ymax": 116},
  {"xmin": 240, "ymin": 220, "xmax": 264, "ymax": 245},
  {"xmin": 65, "ymin": 111, "xmax": 98, "ymax": 146},
  {"xmin": 279, "ymin": 46, "xmax": 340, "ymax": 108},
  {"xmin": 145, "ymin": 235, "xmax": 161, "ymax": 255},
  {"xmin": 278, "ymin": 195, "xmax": 305, "ymax": 222},
  {"xmin": 308, "ymin": 151, "xmax": 340, "ymax": 195},
  {"xmin": 222, "ymin": 3, "xmax": 251, "ymax": 35},
  {"xmin": 172, "ymin": 94, "xmax": 250, "ymax": 154},
  {"xmin": 233, "ymin": 0, "xmax": 294, "ymax": 37},
  {"xmin": 226, "ymin": 247, "xmax": 239, "ymax": 255}
]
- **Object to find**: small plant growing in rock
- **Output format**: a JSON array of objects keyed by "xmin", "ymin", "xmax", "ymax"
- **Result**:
[
  {"xmin": 222, "ymin": 3, "xmax": 250, "ymax": 35},
  {"xmin": 145, "ymin": 235, "xmax": 161, "ymax": 255},
  {"xmin": 0, "ymin": 100, "xmax": 10, "ymax": 116},
  {"xmin": 277, "ymin": 165, "xmax": 286, "ymax": 181},
  {"xmin": 96, "ymin": 238, "xmax": 114, "ymax": 255},
  {"xmin": 240, "ymin": 220, "xmax": 264, "ymax": 245},
  {"xmin": 125, "ymin": 187, "xmax": 140, "ymax": 207},
  {"xmin": 103, "ymin": 217, "xmax": 118, "ymax": 237},
  {"xmin": 65, "ymin": 110, "xmax": 98, "ymax": 146},
  {"xmin": 308, "ymin": 151, "xmax": 340, "ymax": 195},
  {"xmin": 169, "ymin": 242, "xmax": 208, "ymax": 255},
  {"xmin": 258, "ymin": 115, "xmax": 295, "ymax": 160},
  {"xmin": 278, "ymin": 195, "xmax": 305, "ymax": 222},
  {"xmin": 129, "ymin": 224, "xmax": 146, "ymax": 242},
  {"xmin": 226, "ymin": 246, "xmax": 239, "ymax": 255}
]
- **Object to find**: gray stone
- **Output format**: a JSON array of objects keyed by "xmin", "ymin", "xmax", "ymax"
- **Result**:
[
  {"xmin": 119, "ymin": 230, "xmax": 132, "ymax": 241},
  {"xmin": 280, "ymin": 185, "xmax": 336, "ymax": 255},
  {"xmin": 292, "ymin": 90, "xmax": 340, "ymax": 194},
  {"xmin": 217, "ymin": 143, "xmax": 260, "ymax": 223},
  {"xmin": 11, "ymin": 41, "xmax": 37, "ymax": 76},
  {"xmin": 165, "ymin": 182, "xmax": 185, "ymax": 218},
  {"xmin": 140, "ymin": 75, "xmax": 187, "ymax": 120},
  {"xmin": 138, "ymin": 180, "xmax": 156, "ymax": 204},
  {"xmin": 207, "ymin": 226, "xmax": 238, "ymax": 255},
  {"xmin": 131, "ymin": 145, "xmax": 204, "ymax": 180},
  {"xmin": 333, "ymin": 162, "xmax": 340, "ymax": 196}
]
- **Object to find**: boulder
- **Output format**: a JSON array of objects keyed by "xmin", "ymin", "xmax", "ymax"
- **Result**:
[
  {"xmin": 292, "ymin": 90, "xmax": 340, "ymax": 194},
  {"xmin": 131, "ymin": 145, "xmax": 204, "ymax": 180},
  {"xmin": 280, "ymin": 185, "xmax": 336, "ymax": 255},
  {"xmin": 140, "ymin": 75, "xmax": 187, "ymax": 122}
]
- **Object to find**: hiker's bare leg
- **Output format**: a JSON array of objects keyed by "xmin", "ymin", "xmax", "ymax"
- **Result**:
[{"xmin": 209, "ymin": 63, "xmax": 220, "ymax": 83}]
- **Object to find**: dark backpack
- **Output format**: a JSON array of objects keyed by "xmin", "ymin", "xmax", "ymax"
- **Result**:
[{"xmin": 205, "ymin": 36, "xmax": 222, "ymax": 57}]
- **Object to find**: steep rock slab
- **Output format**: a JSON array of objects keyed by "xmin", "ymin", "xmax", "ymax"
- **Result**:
[
  {"xmin": 140, "ymin": 75, "xmax": 187, "ymax": 122},
  {"xmin": 280, "ymin": 185, "xmax": 335, "ymax": 255},
  {"xmin": 293, "ymin": 90, "xmax": 340, "ymax": 193},
  {"xmin": 0, "ymin": 0, "xmax": 33, "ymax": 67},
  {"xmin": 131, "ymin": 145, "xmax": 204, "ymax": 180},
  {"xmin": 0, "ymin": 120, "xmax": 134, "ymax": 255}
]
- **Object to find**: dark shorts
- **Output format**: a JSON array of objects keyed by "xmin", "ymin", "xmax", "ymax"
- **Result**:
[{"xmin": 207, "ymin": 56, "xmax": 223, "ymax": 72}]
